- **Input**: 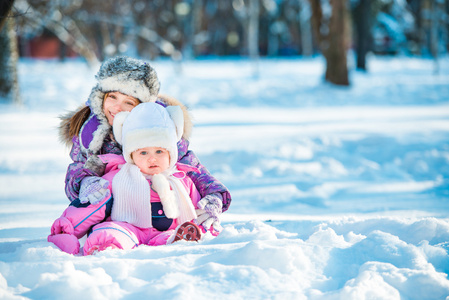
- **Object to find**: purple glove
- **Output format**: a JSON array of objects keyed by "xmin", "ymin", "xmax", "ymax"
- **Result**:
[
  {"xmin": 79, "ymin": 176, "xmax": 110, "ymax": 204},
  {"xmin": 195, "ymin": 193, "xmax": 223, "ymax": 233}
]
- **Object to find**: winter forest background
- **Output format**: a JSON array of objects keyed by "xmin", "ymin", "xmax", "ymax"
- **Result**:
[
  {"xmin": 1, "ymin": 0, "xmax": 449, "ymax": 98},
  {"xmin": 1, "ymin": 0, "xmax": 449, "ymax": 299}
]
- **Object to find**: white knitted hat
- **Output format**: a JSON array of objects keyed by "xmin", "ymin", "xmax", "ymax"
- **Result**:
[{"xmin": 113, "ymin": 102, "xmax": 184, "ymax": 170}]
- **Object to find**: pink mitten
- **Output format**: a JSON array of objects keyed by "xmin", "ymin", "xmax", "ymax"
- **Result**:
[
  {"xmin": 50, "ymin": 216, "xmax": 75, "ymax": 235},
  {"xmin": 47, "ymin": 234, "xmax": 80, "ymax": 255}
]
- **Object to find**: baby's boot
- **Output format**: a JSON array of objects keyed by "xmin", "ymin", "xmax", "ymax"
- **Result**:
[{"xmin": 172, "ymin": 221, "xmax": 201, "ymax": 243}]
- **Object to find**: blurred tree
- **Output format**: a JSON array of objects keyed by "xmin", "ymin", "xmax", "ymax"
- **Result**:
[
  {"xmin": 207, "ymin": 1, "xmax": 242, "ymax": 55},
  {"xmin": 408, "ymin": 0, "xmax": 424, "ymax": 54},
  {"xmin": 0, "ymin": 0, "xmax": 15, "ymax": 29},
  {"xmin": 0, "ymin": 0, "xmax": 21, "ymax": 104},
  {"xmin": 427, "ymin": 0, "xmax": 447, "ymax": 73},
  {"xmin": 299, "ymin": 0, "xmax": 314, "ymax": 56},
  {"xmin": 310, "ymin": 0, "xmax": 350, "ymax": 86},
  {"xmin": 248, "ymin": 0, "xmax": 260, "ymax": 76},
  {"xmin": 352, "ymin": 0, "xmax": 373, "ymax": 70},
  {"xmin": 8, "ymin": 0, "xmax": 447, "ymax": 69},
  {"xmin": 260, "ymin": 0, "xmax": 280, "ymax": 56},
  {"xmin": 14, "ymin": 0, "xmax": 99, "ymax": 66}
]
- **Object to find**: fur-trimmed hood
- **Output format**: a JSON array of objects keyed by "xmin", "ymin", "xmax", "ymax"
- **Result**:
[
  {"xmin": 88, "ymin": 56, "xmax": 160, "ymax": 127},
  {"xmin": 58, "ymin": 56, "xmax": 181, "ymax": 154},
  {"xmin": 58, "ymin": 94, "xmax": 193, "ymax": 150}
]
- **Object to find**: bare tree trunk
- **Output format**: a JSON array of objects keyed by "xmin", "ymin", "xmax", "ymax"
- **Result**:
[
  {"xmin": 430, "ymin": 0, "xmax": 441, "ymax": 74},
  {"xmin": 0, "ymin": 0, "xmax": 15, "ymax": 30},
  {"xmin": 0, "ymin": 10, "xmax": 21, "ymax": 104},
  {"xmin": 354, "ymin": 0, "xmax": 371, "ymax": 71},
  {"xmin": 14, "ymin": 3, "xmax": 99, "ymax": 67},
  {"xmin": 299, "ymin": 0, "xmax": 313, "ymax": 56},
  {"xmin": 45, "ymin": 15, "xmax": 99, "ymax": 67},
  {"xmin": 266, "ymin": 14, "xmax": 278, "ymax": 56},
  {"xmin": 248, "ymin": 0, "xmax": 260, "ymax": 77},
  {"xmin": 409, "ymin": 0, "xmax": 423, "ymax": 55},
  {"xmin": 188, "ymin": 0, "xmax": 203, "ymax": 58},
  {"xmin": 181, "ymin": 0, "xmax": 202, "ymax": 59},
  {"xmin": 325, "ymin": 0, "xmax": 349, "ymax": 85},
  {"xmin": 310, "ymin": 0, "xmax": 350, "ymax": 86}
]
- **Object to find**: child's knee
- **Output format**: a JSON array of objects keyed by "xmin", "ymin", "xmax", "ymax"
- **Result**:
[
  {"xmin": 147, "ymin": 229, "xmax": 174, "ymax": 246},
  {"xmin": 61, "ymin": 197, "xmax": 112, "ymax": 238},
  {"xmin": 83, "ymin": 222, "xmax": 139, "ymax": 255}
]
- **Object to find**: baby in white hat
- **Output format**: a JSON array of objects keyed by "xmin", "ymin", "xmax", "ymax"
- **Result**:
[
  {"xmin": 49, "ymin": 102, "xmax": 204, "ymax": 255},
  {"xmin": 81, "ymin": 102, "xmax": 203, "ymax": 254},
  {"xmin": 111, "ymin": 102, "xmax": 198, "ymax": 228}
]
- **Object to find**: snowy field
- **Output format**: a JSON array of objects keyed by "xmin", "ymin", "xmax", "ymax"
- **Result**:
[{"xmin": 0, "ymin": 54, "xmax": 449, "ymax": 299}]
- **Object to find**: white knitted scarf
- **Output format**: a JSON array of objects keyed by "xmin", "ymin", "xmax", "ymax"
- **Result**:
[{"xmin": 111, "ymin": 163, "xmax": 197, "ymax": 228}]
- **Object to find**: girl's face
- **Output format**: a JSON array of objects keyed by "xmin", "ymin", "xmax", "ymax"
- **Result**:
[
  {"xmin": 132, "ymin": 147, "xmax": 170, "ymax": 175},
  {"xmin": 103, "ymin": 92, "xmax": 140, "ymax": 125}
]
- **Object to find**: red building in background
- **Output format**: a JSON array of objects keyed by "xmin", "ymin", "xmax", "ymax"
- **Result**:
[{"xmin": 19, "ymin": 30, "xmax": 78, "ymax": 59}]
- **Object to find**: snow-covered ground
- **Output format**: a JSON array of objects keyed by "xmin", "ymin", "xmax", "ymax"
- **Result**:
[{"xmin": 0, "ymin": 55, "xmax": 448, "ymax": 299}]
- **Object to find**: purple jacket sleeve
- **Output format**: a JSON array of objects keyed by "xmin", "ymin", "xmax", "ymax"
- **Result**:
[
  {"xmin": 178, "ymin": 147, "xmax": 232, "ymax": 212},
  {"xmin": 64, "ymin": 136, "xmax": 101, "ymax": 202}
]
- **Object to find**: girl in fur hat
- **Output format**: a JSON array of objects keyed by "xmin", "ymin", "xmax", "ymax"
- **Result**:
[
  {"xmin": 49, "ymin": 102, "xmax": 207, "ymax": 255},
  {"xmin": 59, "ymin": 56, "xmax": 229, "ymax": 235}
]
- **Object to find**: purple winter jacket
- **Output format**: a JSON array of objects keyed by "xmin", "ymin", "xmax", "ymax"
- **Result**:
[{"xmin": 62, "ymin": 98, "xmax": 231, "ymax": 212}]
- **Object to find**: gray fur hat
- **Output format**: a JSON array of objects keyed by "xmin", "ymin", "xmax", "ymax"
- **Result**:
[{"xmin": 88, "ymin": 56, "xmax": 160, "ymax": 123}]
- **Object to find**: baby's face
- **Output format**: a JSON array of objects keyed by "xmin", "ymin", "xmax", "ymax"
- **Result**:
[{"xmin": 132, "ymin": 147, "xmax": 170, "ymax": 175}]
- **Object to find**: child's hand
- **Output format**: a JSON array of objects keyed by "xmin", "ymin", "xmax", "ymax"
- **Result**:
[
  {"xmin": 79, "ymin": 176, "xmax": 110, "ymax": 204},
  {"xmin": 195, "ymin": 193, "xmax": 223, "ymax": 233}
]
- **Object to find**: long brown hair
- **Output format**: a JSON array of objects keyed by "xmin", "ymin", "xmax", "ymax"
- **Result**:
[
  {"xmin": 68, "ymin": 92, "xmax": 109, "ymax": 137},
  {"xmin": 68, "ymin": 106, "xmax": 91, "ymax": 137}
]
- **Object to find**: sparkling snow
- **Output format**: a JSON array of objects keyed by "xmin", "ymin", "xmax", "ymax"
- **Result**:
[{"xmin": 0, "ymin": 54, "xmax": 448, "ymax": 299}]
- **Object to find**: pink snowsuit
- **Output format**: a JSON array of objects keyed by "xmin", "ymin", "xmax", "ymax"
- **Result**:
[{"xmin": 48, "ymin": 154, "xmax": 201, "ymax": 255}]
